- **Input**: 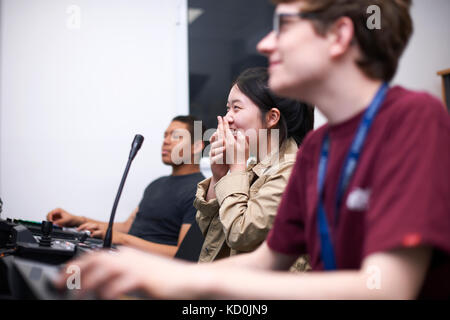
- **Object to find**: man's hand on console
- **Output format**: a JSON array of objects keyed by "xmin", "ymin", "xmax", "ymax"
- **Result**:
[{"xmin": 46, "ymin": 208, "xmax": 85, "ymax": 227}]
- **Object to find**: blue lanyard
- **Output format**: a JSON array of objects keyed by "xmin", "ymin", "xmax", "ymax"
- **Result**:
[{"xmin": 317, "ymin": 83, "xmax": 389, "ymax": 270}]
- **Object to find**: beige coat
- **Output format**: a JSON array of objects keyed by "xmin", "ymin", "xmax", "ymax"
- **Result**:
[{"xmin": 194, "ymin": 138, "xmax": 298, "ymax": 262}]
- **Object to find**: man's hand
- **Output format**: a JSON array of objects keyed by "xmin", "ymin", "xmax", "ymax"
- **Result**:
[
  {"xmin": 77, "ymin": 222, "xmax": 126, "ymax": 244},
  {"xmin": 77, "ymin": 222, "xmax": 105, "ymax": 238},
  {"xmin": 55, "ymin": 247, "xmax": 204, "ymax": 299},
  {"xmin": 46, "ymin": 208, "xmax": 85, "ymax": 227}
]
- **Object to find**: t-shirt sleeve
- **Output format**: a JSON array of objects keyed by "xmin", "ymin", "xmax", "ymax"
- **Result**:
[
  {"xmin": 363, "ymin": 95, "xmax": 450, "ymax": 258},
  {"xmin": 266, "ymin": 146, "xmax": 309, "ymax": 256}
]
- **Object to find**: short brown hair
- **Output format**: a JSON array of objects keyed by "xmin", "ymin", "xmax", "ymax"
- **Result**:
[{"xmin": 272, "ymin": 0, "xmax": 413, "ymax": 81}]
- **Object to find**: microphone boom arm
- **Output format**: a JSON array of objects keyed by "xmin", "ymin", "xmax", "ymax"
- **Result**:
[{"xmin": 103, "ymin": 134, "xmax": 144, "ymax": 248}]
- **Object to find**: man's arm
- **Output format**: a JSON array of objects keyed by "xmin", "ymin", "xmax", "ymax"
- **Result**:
[
  {"xmin": 204, "ymin": 246, "xmax": 432, "ymax": 299},
  {"xmin": 212, "ymin": 241, "xmax": 298, "ymax": 271},
  {"xmin": 76, "ymin": 207, "xmax": 138, "ymax": 234},
  {"xmin": 47, "ymin": 207, "xmax": 137, "ymax": 233},
  {"xmin": 115, "ymin": 207, "xmax": 138, "ymax": 233},
  {"xmin": 113, "ymin": 223, "xmax": 192, "ymax": 257},
  {"xmin": 58, "ymin": 244, "xmax": 432, "ymax": 300}
]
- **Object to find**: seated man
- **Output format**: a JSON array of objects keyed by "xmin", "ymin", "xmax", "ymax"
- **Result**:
[{"xmin": 47, "ymin": 115, "xmax": 205, "ymax": 257}]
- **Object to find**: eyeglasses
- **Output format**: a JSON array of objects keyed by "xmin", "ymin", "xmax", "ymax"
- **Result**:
[{"xmin": 273, "ymin": 12, "xmax": 318, "ymax": 36}]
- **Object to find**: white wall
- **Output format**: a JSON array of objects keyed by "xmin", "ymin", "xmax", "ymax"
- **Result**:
[
  {"xmin": 0, "ymin": 0, "xmax": 188, "ymax": 222},
  {"xmin": 393, "ymin": 0, "xmax": 450, "ymax": 100}
]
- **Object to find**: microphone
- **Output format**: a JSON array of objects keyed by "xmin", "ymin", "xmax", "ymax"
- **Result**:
[
  {"xmin": 103, "ymin": 134, "xmax": 144, "ymax": 248},
  {"xmin": 129, "ymin": 134, "xmax": 144, "ymax": 161}
]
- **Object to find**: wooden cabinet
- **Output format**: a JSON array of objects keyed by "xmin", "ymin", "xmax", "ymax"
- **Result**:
[{"xmin": 437, "ymin": 68, "xmax": 450, "ymax": 111}]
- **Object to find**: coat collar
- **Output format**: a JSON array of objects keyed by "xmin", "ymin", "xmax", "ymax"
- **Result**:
[{"xmin": 249, "ymin": 137, "xmax": 298, "ymax": 177}]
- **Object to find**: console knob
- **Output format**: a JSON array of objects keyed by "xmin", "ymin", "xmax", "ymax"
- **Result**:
[{"xmin": 39, "ymin": 220, "xmax": 53, "ymax": 247}]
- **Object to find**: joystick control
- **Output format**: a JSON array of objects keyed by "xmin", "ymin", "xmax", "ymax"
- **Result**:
[
  {"xmin": 78, "ymin": 232, "xmax": 88, "ymax": 243},
  {"xmin": 39, "ymin": 220, "xmax": 53, "ymax": 247}
]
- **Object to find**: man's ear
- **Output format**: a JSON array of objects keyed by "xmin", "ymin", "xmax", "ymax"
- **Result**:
[
  {"xmin": 327, "ymin": 16, "xmax": 355, "ymax": 59},
  {"xmin": 266, "ymin": 108, "xmax": 281, "ymax": 129}
]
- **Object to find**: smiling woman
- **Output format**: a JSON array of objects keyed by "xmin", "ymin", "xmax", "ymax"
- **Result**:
[{"xmin": 193, "ymin": 67, "xmax": 314, "ymax": 263}]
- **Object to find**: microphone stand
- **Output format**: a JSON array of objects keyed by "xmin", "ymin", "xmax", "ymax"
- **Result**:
[{"xmin": 103, "ymin": 135, "xmax": 143, "ymax": 248}]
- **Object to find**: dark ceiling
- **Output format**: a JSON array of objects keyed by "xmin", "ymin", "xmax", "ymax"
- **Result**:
[{"xmin": 188, "ymin": 0, "xmax": 274, "ymax": 40}]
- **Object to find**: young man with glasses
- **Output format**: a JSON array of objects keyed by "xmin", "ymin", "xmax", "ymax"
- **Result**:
[{"xmin": 56, "ymin": 0, "xmax": 450, "ymax": 299}]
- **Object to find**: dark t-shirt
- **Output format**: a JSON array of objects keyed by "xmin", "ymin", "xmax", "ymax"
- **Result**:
[
  {"xmin": 128, "ymin": 172, "xmax": 205, "ymax": 246},
  {"xmin": 267, "ymin": 86, "xmax": 450, "ymax": 299}
]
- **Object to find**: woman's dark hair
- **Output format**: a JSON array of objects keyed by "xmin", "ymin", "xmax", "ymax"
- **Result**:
[{"xmin": 233, "ymin": 67, "xmax": 315, "ymax": 146}]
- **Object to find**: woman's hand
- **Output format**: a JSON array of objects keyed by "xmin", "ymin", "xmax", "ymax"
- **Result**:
[
  {"xmin": 209, "ymin": 116, "xmax": 230, "ymax": 182},
  {"xmin": 211, "ymin": 116, "xmax": 248, "ymax": 177},
  {"xmin": 206, "ymin": 116, "xmax": 249, "ymax": 201},
  {"xmin": 222, "ymin": 118, "xmax": 248, "ymax": 173}
]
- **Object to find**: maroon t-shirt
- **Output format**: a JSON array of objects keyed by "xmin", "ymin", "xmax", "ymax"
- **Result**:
[{"xmin": 267, "ymin": 86, "xmax": 450, "ymax": 299}]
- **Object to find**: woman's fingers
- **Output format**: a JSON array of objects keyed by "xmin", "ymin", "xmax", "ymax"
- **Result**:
[
  {"xmin": 235, "ymin": 131, "xmax": 248, "ymax": 165},
  {"xmin": 223, "ymin": 117, "xmax": 229, "ymax": 132},
  {"xmin": 217, "ymin": 116, "xmax": 225, "ymax": 140},
  {"xmin": 223, "ymin": 118, "xmax": 235, "ymax": 142},
  {"xmin": 210, "ymin": 153, "xmax": 225, "ymax": 165},
  {"xmin": 209, "ymin": 131, "xmax": 217, "ymax": 143},
  {"xmin": 209, "ymin": 146, "xmax": 225, "ymax": 157},
  {"xmin": 212, "ymin": 116, "xmax": 247, "ymax": 167},
  {"xmin": 236, "ymin": 130, "xmax": 247, "ymax": 144},
  {"xmin": 210, "ymin": 139, "xmax": 224, "ymax": 151}
]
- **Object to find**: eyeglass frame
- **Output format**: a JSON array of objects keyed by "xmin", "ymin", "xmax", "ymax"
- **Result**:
[{"xmin": 273, "ymin": 12, "xmax": 320, "ymax": 36}]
